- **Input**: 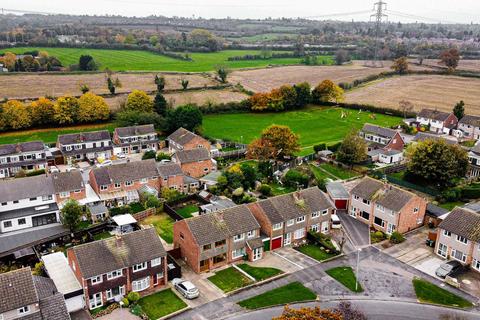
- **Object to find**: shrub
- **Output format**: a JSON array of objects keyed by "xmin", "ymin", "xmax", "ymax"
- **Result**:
[
  {"xmin": 307, "ymin": 231, "xmax": 339, "ymax": 253},
  {"xmin": 258, "ymin": 184, "xmax": 272, "ymax": 196},
  {"xmin": 156, "ymin": 152, "xmax": 171, "ymax": 161},
  {"xmin": 142, "ymin": 150, "xmax": 156, "ymax": 160},
  {"xmin": 389, "ymin": 231, "xmax": 406, "ymax": 244},
  {"xmin": 121, "ymin": 297, "xmax": 129, "ymax": 307},
  {"xmin": 25, "ymin": 169, "xmax": 46, "ymax": 177},
  {"xmin": 127, "ymin": 291, "xmax": 140, "ymax": 303},
  {"xmin": 313, "ymin": 143, "xmax": 327, "ymax": 153},
  {"xmin": 327, "ymin": 142, "xmax": 342, "ymax": 152},
  {"xmin": 283, "ymin": 169, "xmax": 309, "ymax": 188}
]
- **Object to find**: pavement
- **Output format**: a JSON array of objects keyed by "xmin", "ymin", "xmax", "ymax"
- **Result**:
[
  {"xmin": 337, "ymin": 211, "xmax": 370, "ymax": 248},
  {"xmin": 97, "ymin": 308, "xmax": 138, "ymax": 320},
  {"xmin": 70, "ymin": 310, "xmax": 91, "ymax": 320}
]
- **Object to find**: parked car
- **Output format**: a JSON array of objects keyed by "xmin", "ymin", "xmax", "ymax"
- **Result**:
[
  {"xmin": 49, "ymin": 166, "xmax": 60, "ymax": 173},
  {"xmin": 435, "ymin": 260, "xmax": 463, "ymax": 278},
  {"xmin": 331, "ymin": 214, "xmax": 341, "ymax": 229},
  {"xmin": 171, "ymin": 278, "xmax": 199, "ymax": 299},
  {"xmin": 116, "ymin": 152, "xmax": 127, "ymax": 159},
  {"xmin": 97, "ymin": 160, "xmax": 113, "ymax": 168},
  {"xmin": 66, "ymin": 166, "xmax": 83, "ymax": 173}
]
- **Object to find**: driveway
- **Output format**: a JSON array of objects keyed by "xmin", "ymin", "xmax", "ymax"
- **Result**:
[
  {"xmin": 271, "ymin": 246, "xmax": 319, "ymax": 269},
  {"xmin": 337, "ymin": 211, "xmax": 370, "ymax": 248}
]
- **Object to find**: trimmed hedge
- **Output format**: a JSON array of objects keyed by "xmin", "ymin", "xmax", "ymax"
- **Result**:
[{"xmin": 307, "ymin": 231, "xmax": 339, "ymax": 254}]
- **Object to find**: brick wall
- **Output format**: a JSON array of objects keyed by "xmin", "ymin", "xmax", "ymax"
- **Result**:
[
  {"xmin": 180, "ymin": 160, "xmax": 212, "ymax": 178},
  {"xmin": 173, "ymin": 220, "xmax": 201, "ymax": 273},
  {"xmin": 396, "ymin": 196, "xmax": 427, "ymax": 233},
  {"xmin": 385, "ymin": 132, "xmax": 405, "ymax": 151}
]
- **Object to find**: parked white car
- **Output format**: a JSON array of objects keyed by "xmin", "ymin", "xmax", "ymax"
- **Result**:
[
  {"xmin": 116, "ymin": 152, "xmax": 127, "ymax": 159},
  {"xmin": 97, "ymin": 160, "xmax": 113, "ymax": 168},
  {"xmin": 171, "ymin": 278, "xmax": 199, "ymax": 299},
  {"xmin": 49, "ymin": 166, "xmax": 60, "ymax": 173}
]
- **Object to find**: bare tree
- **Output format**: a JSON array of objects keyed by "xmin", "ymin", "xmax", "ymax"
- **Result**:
[{"xmin": 398, "ymin": 100, "xmax": 414, "ymax": 118}]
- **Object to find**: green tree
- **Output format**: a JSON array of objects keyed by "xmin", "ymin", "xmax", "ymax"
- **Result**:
[
  {"xmin": 166, "ymin": 104, "xmax": 202, "ymax": 133},
  {"xmin": 240, "ymin": 163, "xmax": 258, "ymax": 190},
  {"xmin": 336, "ymin": 130, "xmax": 367, "ymax": 165},
  {"xmin": 125, "ymin": 90, "xmax": 154, "ymax": 113},
  {"xmin": 79, "ymin": 84, "xmax": 90, "ymax": 94},
  {"xmin": 107, "ymin": 77, "xmax": 116, "ymax": 94},
  {"xmin": 334, "ymin": 49, "xmax": 350, "ymax": 65},
  {"xmin": 406, "ymin": 139, "xmax": 468, "ymax": 188},
  {"xmin": 453, "ymin": 100, "xmax": 465, "ymax": 120},
  {"xmin": 154, "ymin": 91, "xmax": 168, "ymax": 116},
  {"xmin": 1, "ymin": 100, "xmax": 32, "ymax": 130},
  {"xmin": 312, "ymin": 80, "xmax": 344, "ymax": 103},
  {"xmin": 61, "ymin": 200, "xmax": 83, "ymax": 231},
  {"xmin": 293, "ymin": 82, "xmax": 311, "ymax": 108},
  {"xmin": 181, "ymin": 79, "xmax": 189, "ymax": 90},
  {"xmin": 216, "ymin": 66, "xmax": 230, "ymax": 83},
  {"xmin": 79, "ymin": 55, "xmax": 97, "ymax": 71},
  {"xmin": 54, "ymin": 96, "xmax": 79, "ymax": 124},
  {"xmin": 279, "ymin": 85, "xmax": 298, "ymax": 110},
  {"xmin": 154, "ymin": 75, "xmax": 166, "ymax": 91},
  {"xmin": 149, "ymin": 35, "xmax": 159, "ymax": 46},
  {"xmin": 283, "ymin": 169, "xmax": 309, "ymax": 188}
]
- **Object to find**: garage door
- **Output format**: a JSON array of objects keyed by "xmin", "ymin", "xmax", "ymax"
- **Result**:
[
  {"xmin": 271, "ymin": 236, "xmax": 283, "ymax": 250},
  {"xmin": 335, "ymin": 200, "xmax": 348, "ymax": 210},
  {"xmin": 66, "ymin": 295, "xmax": 85, "ymax": 313}
]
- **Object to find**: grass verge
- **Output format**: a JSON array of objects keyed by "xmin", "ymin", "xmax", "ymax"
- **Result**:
[
  {"xmin": 208, "ymin": 267, "xmax": 253, "ymax": 293},
  {"xmin": 412, "ymin": 278, "xmax": 473, "ymax": 308},
  {"xmin": 237, "ymin": 264, "xmax": 283, "ymax": 281},
  {"xmin": 325, "ymin": 266, "xmax": 363, "ymax": 292}
]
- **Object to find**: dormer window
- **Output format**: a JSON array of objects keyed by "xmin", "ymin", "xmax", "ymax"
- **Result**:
[
  {"xmin": 100, "ymin": 185, "xmax": 108, "ymax": 191},
  {"xmin": 18, "ymin": 306, "xmax": 30, "ymax": 315}
]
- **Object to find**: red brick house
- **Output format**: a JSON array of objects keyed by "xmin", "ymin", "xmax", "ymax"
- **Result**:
[
  {"xmin": 247, "ymin": 187, "xmax": 334, "ymax": 251},
  {"xmin": 416, "ymin": 108, "xmax": 458, "ymax": 134},
  {"xmin": 51, "ymin": 171, "xmax": 86, "ymax": 207},
  {"xmin": 89, "ymin": 159, "xmax": 159, "ymax": 207},
  {"xmin": 172, "ymin": 148, "xmax": 214, "ymax": 178},
  {"xmin": 360, "ymin": 124, "xmax": 405, "ymax": 164},
  {"xmin": 156, "ymin": 162, "xmax": 199, "ymax": 193},
  {"xmin": 167, "ymin": 127, "xmax": 211, "ymax": 152},
  {"xmin": 348, "ymin": 177, "xmax": 427, "ymax": 234},
  {"xmin": 173, "ymin": 205, "xmax": 263, "ymax": 273},
  {"xmin": 67, "ymin": 228, "xmax": 167, "ymax": 310}
]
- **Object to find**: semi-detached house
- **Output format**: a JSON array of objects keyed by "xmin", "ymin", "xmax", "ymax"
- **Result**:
[
  {"xmin": 458, "ymin": 115, "xmax": 480, "ymax": 140},
  {"xmin": 51, "ymin": 171, "xmax": 87, "ymax": 207},
  {"xmin": 167, "ymin": 127, "xmax": 211, "ymax": 153},
  {"xmin": 113, "ymin": 124, "xmax": 159, "ymax": 155},
  {"xmin": 416, "ymin": 108, "xmax": 458, "ymax": 134},
  {"xmin": 0, "ymin": 141, "xmax": 47, "ymax": 178},
  {"xmin": 173, "ymin": 148, "xmax": 214, "ymax": 178},
  {"xmin": 360, "ymin": 124, "xmax": 405, "ymax": 164},
  {"xmin": 57, "ymin": 130, "xmax": 113, "ymax": 164},
  {"xmin": 67, "ymin": 228, "xmax": 167, "ymax": 310}
]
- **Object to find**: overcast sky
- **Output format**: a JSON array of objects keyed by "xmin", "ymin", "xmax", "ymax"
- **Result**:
[{"xmin": 2, "ymin": 0, "xmax": 479, "ymax": 24}]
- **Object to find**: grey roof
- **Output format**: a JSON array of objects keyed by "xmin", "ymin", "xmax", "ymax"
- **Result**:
[
  {"xmin": 417, "ymin": 108, "xmax": 452, "ymax": 122},
  {"xmin": 413, "ymin": 132, "xmax": 457, "ymax": 145},
  {"xmin": 463, "ymin": 201, "xmax": 480, "ymax": 213},
  {"xmin": 246, "ymin": 238, "xmax": 263, "ymax": 249},
  {"xmin": 92, "ymin": 159, "xmax": 158, "ymax": 185},
  {"xmin": 0, "ymin": 268, "xmax": 38, "ymax": 314},
  {"xmin": 183, "ymin": 175, "xmax": 199, "ymax": 185},
  {"xmin": 39, "ymin": 293, "xmax": 70, "ymax": 320},
  {"xmin": 88, "ymin": 203, "xmax": 108, "ymax": 215},
  {"xmin": 51, "ymin": 171, "xmax": 84, "ymax": 193},
  {"xmin": 459, "ymin": 115, "xmax": 480, "ymax": 127},
  {"xmin": 199, "ymin": 171, "xmax": 222, "ymax": 183},
  {"xmin": 0, "ymin": 175, "xmax": 55, "ymax": 203},
  {"xmin": 0, "ymin": 141, "xmax": 44, "ymax": 156},
  {"xmin": 326, "ymin": 182, "xmax": 350, "ymax": 199},
  {"xmin": 426, "ymin": 203, "xmax": 449, "ymax": 218},
  {"xmin": 115, "ymin": 124, "xmax": 156, "ymax": 137},
  {"xmin": 156, "ymin": 162, "xmax": 183, "ymax": 177},
  {"xmin": 58, "ymin": 130, "xmax": 111, "ymax": 145},
  {"xmin": 33, "ymin": 276, "xmax": 57, "ymax": 300},
  {"xmin": 0, "ymin": 224, "xmax": 68, "ymax": 257},
  {"xmin": 167, "ymin": 127, "xmax": 204, "ymax": 146},
  {"xmin": 439, "ymin": 207, "xmax": 480, "ymax": 242},
  {"xmin": 175, "ymin": 148, "xmax": 211, "ymax": 163},
  {"xmin": 70, "ymin": 227, "xmax": 166, "ymax": 279},
  {"xmin": 362, "ymin": 123, "xmax": 397, "ymax": 139},
  {"xmin": 1, "ymin": 202, "xmax": 59, "ymax": 221},
  {"xmin": 185, "ymin": 205, "xmax": 260, "ymax": 246},
  {"xmin": 350, "ymin": 177, "xmax": 384, "ymax": 200},
  {"xmin": 375, "ymin": 186, "xmax": 414, "ymax": 212}
]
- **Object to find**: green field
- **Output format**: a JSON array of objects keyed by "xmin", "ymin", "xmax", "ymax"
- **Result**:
[
  {"xmin": 1, "ymin": 47, "xmax": 306, "ymax": 72},
  {"xmin": 203, "ymin": 106, "xmax": 402, "ymax": 155}
]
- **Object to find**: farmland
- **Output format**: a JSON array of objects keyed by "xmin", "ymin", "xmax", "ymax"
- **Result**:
[
  {"xmin": 0, "ymin": 47, "xmax": 307, "ymax": 72},
  {"xmin": 345, "ymin": 75, "xmax": 480, "ymax": 113},
  {"xmin": 203, "ymin": 106, "xmax": 402, "ymax": 155}
]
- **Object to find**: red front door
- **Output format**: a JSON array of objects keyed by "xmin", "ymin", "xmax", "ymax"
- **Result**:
[{"xmin": 271, "ymin": 236, "xmax": 283, "ymax": 250}]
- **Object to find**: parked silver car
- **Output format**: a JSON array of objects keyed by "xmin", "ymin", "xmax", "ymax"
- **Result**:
[
  {"xmin": 435, "ymin": 260, "xmax": 463, "ymax": 278},
  {"xmin": 171, "ymin": 278, "xmax": 199, "ymax": 299}
]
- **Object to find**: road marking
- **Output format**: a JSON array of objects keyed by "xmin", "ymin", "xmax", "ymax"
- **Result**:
[{"xmin": 272, "ymin": 251, "xmax": 305, "ymax": 269}]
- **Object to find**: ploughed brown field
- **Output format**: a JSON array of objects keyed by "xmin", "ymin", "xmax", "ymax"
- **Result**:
[
  {"xmin": 0, "ymin": 72, "xmax": 219, "ymax": 100},
  {"xmin": 418, "ymin": 59, "xmax": 480, "ymax": 73},
  {"xmin": 345, "ymin": 75, "xmax": 480, "ymax": 114},
  {"xmin": 229, "ymin": 60, "xmax": 434, "ymax": 92}
]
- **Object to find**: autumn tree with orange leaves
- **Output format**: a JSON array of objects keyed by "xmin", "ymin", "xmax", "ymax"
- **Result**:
[{"xmin": 247, "ymin": 125, "xmax": 300, "ymax": 160}]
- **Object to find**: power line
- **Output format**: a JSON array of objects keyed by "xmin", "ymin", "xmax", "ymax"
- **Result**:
[{"xmin": 304, "ymin": 10, "xmax": 372, "ymax": 19}]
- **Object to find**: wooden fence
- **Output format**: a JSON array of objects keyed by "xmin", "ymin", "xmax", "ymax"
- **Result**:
[{"xmin": 132, "ymin": 207, "xmax": 156, "ymax": 221}]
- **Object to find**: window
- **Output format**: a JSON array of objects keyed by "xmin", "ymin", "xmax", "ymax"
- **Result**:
[
  {"xmin": 294, "ymin": 228, "xmax": 305, "ymax": 240},
  {"xmin": 232, "ymin": 248, "xmax": 245, "ymax": 259},
  {"xmin": 247, "ymin": 230, "xmax": 255, "ymax": 238},
  {"xmin": 18, "ymin": 306, "xmax": 30, "ymax": 315},
  {"xmin": 215, "ymin": 240, "xmax": 226, "ymax": 247},
  {"xmin": 42, "ymin": 195, "xmax": 52, "ymax": 201},
  {"xmin": 125, "ymin": 181, "xmax": 133, "ymax": 187},
  {"xmin": 437, "ymin": 243, "xmax": 447, "ymax": 258},
  {"xmin": 1, "ymin": 202, "xmax": 6, "ymax": 206},
  {"xmin": 310, "ymin": 224, "xmax": 319, "ymax": 232},
  {"xmin": 286, "ymin": 219, "xmax": 295, "ymax": 226},
  {"xmin": 360, "ymin": 211, "xmax": 370, "ymax": 220},
  {"xmin": 362, "ymin": 199, "xmax": 371, "ymax": 205},
  {"xmin": 457, "ymin": 235, "xmax": 468, "ymax": 244},
  {"xmin": 416, "ymin": 218, "xmax": 423, "ymax": 225},
  {"xmin": 151, "ymin": 257, "xmax": 162, "ymax": 267},
  {"xmin": 203, "ymin": 244, "xmax": 211, "ymax": 251},
  {"xmin": 13, "ymin": 200, "xmax": 19, "ymax": 204},
  {"xmin": 204, "ymin": 168, "xmax": 209, "ymax": 172},
  {"xmin": 133, "ymin": 262, "xmax": 147, "ymax": 272},
  {"xmin": 114, "ymin": 183, "xmax": 121, "ymax": 189},
  {"xmin": 132, "ymin": 277, "xmax": 150, "ymax": 292},
  {"xmin": 65, "ymin": 145, "xmax": 73, "ymax": 151},
  {"xmin": 272, "ymin": 223, "xmax": 283, "ymax": 230},
  {"xmin": 473, "ymin": 259, "xmax": 480, "ymax": 271},
  {"xmin": 322, "ymin": 209, "xmax": 328, "ymax": 216},
  {"xmin": 354, "ymin": 195, "xmax": 360, "ymax": 201},
  {"xmin": 100, "ymin": 185, "xmax": 108, "ymax": 191},
  {"xmin": 443, "ymin": 230, "xmax": 451, "ymax": 237},
  {"xmin": 233, "ymin": 233, "xmax": 245, "ymax": 242},
  {"xmin": 3, "ymin": 221, "xmax": 12, "ymax": 228},
  {"xmin": 180, "ymin": 232, "xmax": 184, "ymax": 240},
  {"xmin": 374, "ymin": 216, "xmax": 385, "ymax": 227},
  {"xmin": 376, "ymin": 204, "xmax": 384, "ymax": 211},
  {"xmin": 74, "ymin": 144, "xmax": 82, "ymax": 150},
  {"xmin": 74, "ymin": 189, "xmax": 82, "ymax": 193},
  {"xmin": 91, "ymin": 275, "xmax": 103, "ymax": 285},
  {"xmin": 140, "ymin": 178, "xmax": 148, "ymax": 184},
  {"xmin": 107, "ymin": 270, "xmax": 122, "ymax": 280},
  {"xmin": 29, "ymin": 197, "xmax": 37, "ymax": 201},
  {"xmin": 451, "ymin": 249, "xmax": 467, "ymax": 262},
  {"xmin": 311, "ymin": 212, "xmax": 320, "ymax": 218},
  {"xmin": 60, "ymin": 191, "xmax": 70, "ymax": 198},
  {"xmin": 18, "ymin": 218, "xmax": 26, "ymax": 225},
  {"xmin": 296, "ymin": 216, "xmax": 305, "ymax": 223},
  {"xmin": 413, "ymin": 207, "xmax": 419, "ymax": 213}
]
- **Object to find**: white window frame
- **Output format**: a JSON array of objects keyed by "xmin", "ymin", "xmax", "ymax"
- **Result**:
[
  {"xmin": 451, "ymin": 249, "xmax": 467, "ymax": 262},
  {"xmin": 294, "ymin": 228, "xmax": 305, "ymax": 240},
  {"xmin": 60, "ymin": 191, "xmax": 70, "ymax": 198},
  {"xmin": 114, "ymin": 183, "xmax": 121, "ymax": 189},
  {"xmin": 247, "ymin": 230, "xmax": 255, "ymax": 238},
  {"xmin": 132, "ymin": 277, "xmax": 150, "ymax": 292},
  {"xmin": 91, "ymin": 275, "xmax": 103, "ymax": 285},
  {"xmin": 232, "ymin": 248, "xmax": 245, "ymax": 259},
  {"xmin": 151, "ymin": 257, "xmax": 162, "ymax": 267},
  {"xmin": 233, "ymin": 233, "xmax": 245, "ymax": 242},
  {"xmin": 310, "ymin": 224, "xmax": 319, "ymax": 233},
  {"xmin": 65, "ymin": 145, "xmax": 73, "ymax": 151},
  {"xmin": 133, "ymin": 262, "xmax": 147, "ymax": 273},
  {"xmin": 437, "ymin": 243, "xmax": 447, "ymax": 258},
  {"xmin": 443, "ymin": 230, "xmax": 451, "ymax": 237},
  {"xmin": 286, "ymin": 219, "xmax": 295, "ymax": 226},
  {"xmin": 107, "ymin": 269, "xmax": 122, "ymax": 280},
  {"xmin": 272, "ymin": 222, "xmax": 283, "ymax": 230},
  {"xmin": 311, "ymin": 211, "xmax": 320, "ymax": 218},
  {"xmin": 100, "ymin": 185, "xmax": 108, "ymax": 191},
  {"xmin": 322, "ymin": 209, "xmax": 328, "ymax": 216},
  {"xmin": 473, "ymin": 258, "xmax": 480, "ymax": 271},
  {"xmin": 456, "ymin": 235, "xmax": 468, "ymax": 244},
  {"xmin": 296, "ymin": 216, "xmax": 305, "ymax": 223},
  {"xmin": 18, "ymin": 306, "xmax": 30, "ymax": 315},
  {"xmin": 125, "ymin": 180, "xmax": 133, "ymax": 187},
  {"xmin": 140, "ymin": 178, "xmax": 148, "ymax": 184}
]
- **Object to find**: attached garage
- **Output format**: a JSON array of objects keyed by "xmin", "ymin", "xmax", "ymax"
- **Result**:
[
  {"xmin": 271, "ymin": 236, "xmax": 283, "ymax": 250},
  {"xmin": 326, "ymin": 182, "xmax": 349, "ymax": 210}
]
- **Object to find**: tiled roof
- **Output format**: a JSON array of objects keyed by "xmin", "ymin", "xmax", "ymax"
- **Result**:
[
  {"xmin": 175, "ymin": 148, "xmax": 211, "ymax": 163},
  {"xmin": 92, "ymin": 159, "xmax": 158, "ymax": 185},
  {"xmin": 185, "ymin": 205, "xmax": 260, "ymax": 246},
  {"xmin": 459, "ymin": 115, "xmax": 480, "ymax": 127},
  {"xmin": 0, "ymin": 175, "xmax": 55, "ymax": 203},
  {"xmin": 426, "ymin": 203, "xmax": 449, "ymax": 218},
  {"xmin": 0, "ymin": 141, "xmax": 44, "ymax": 156},
  {"xmin": 439, "ymin": 207, "xmax": 480, "ymax": 242},
  {"xmin": 0, "ymin": 268, "xmax": 38, "ymax": 314},
  {"xmin": 417, "ymin": 108, "xmax": 452, "ymax": 122},
  {"xmin": 375, "ymin": 186, "xmax": 414, "ymax": 212},
  {"xmin": 361, "ymin": 124, "xmax": 397, "ymax": 139},
  {"xmin": 115, "ymin": 124, "xmax": 156, "ymax": 137},
  {"xmin": 39, "ymin": 293, "xmax": 70, "ymax": 320},
  {"xmin": 326, "ymin": 182, "xmax": 350, "ymax": 199},
  {"xmin": 156, "ymin": 163, "xmax": 183, "ymax": 177},
  {"xmin": 413, "ymin": 132, "xmax": 457, "ymax": 145},
  {"xmin": 350, "ymin": 177, "xmax": 383, "ymax": 200},
  {"xmin": 167, "ymin": 127, "xmax": 204, "ymax": 146},
  {"xmin": 70, "ymin": 228, "xmax": 166, "ymax": 279},
  {"xmin": 51, "ymin": 171, "xmax": 84, "ymax": 193},
  {"xmin": 58, "ymin": 130, "xmax": 111, "ymax": 145}
]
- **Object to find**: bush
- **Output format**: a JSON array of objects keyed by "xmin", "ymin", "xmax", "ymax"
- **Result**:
[
  {"xmin": 25, "ymin": 169, "xmax": 46, "ymax": 177},
  {"xmin": 127, "ymin": 291, "xmax": 140, "ymax": 303},
  {"xmin": 156, "ymin": 152, "xmax": 171, "ymax": 161},
  {"xmin": 370, "ymin": 231, "xmax": 387, "ymax": 243},
  {"xmin": 389, "ymin": 231, "xmax": 406, "ymax": 244},
  {"xmin": 142, "ymin": 150, "xmax": 156, "ymax": 160},
  {"xmin": 313, "ymin": 143, "xmax": 327, "ymax": 153},
  {"xmin": 121, "ymin": 298, "xmax": 129, "ymax": 307},
  {"xmin": 283, "ymin": 169, "xmax": 309, "ymax": 188},
  {"xmin": 109, "ymin": 206, "xmax": 130, "ymax": 217},
  {"xmin": 307, "ymin": 231, "xmax": 339, "ymax": 254},
  {"xmin": 327, "ymin": 142, "xmax": 342, "ymax": 152},
  {"xmin": 258, "ymin": 184, "xmax": 272, "ymax": 196}
]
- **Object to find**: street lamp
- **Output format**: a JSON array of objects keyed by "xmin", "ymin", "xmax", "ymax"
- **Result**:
[{"xmin": 355, "ymin": 248, "xmax": 362, "ymax": 292}]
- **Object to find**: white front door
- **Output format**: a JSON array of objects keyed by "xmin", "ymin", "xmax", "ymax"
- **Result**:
[
  {"xmin": 283, "ymin": 232, "xmax": 292, "ymax": 246},
  {"xmin": 89, "ymin": 292, "xmax": 102, "ymax": 310},
  {"xmin": 321, "ymin": 221, "xmax": 329, "ymax": 234},
  {"xmin": 253, "ymin": 248, "xmax": 262, "ymax": 261},
  {"xmin": 350, "ymin": 207, "xmax": 356, "ymax": 218},
  {"xmin": 387, "ymin": 223, "xmax": 395, "ymax": 234}
]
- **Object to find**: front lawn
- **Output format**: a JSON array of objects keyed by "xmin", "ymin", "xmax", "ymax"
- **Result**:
[
  {"xmin": 296, "ymin": 244, "xmax": 338, "ymax": 261},
  {"xmin": 325, "ymin": 266, "xmax": 363, "ymax": 292},
  {"xmin": 208, "ymin": 267, "xmax": 253, "ymax": 293},
  {"xmin": 238, "ymin": 281, "xmax": 317, "ymax": 309},
  {"xmin": 412, "ymin": 278, "xmax": 473, "ymax": 308},
  {"xmin": 237, "ymin": 264, "xmax": 283, "ymax": 281},
  {"xmin": 140, "ymin": 213, "xmax": 175, "ymax": 243},
  {"xmin": 137, "ymin": 289, "xmax": 188, "ymax": 319},
  {"xmin": 319, "ymin": 163, "xmax": 358, "ymax": 180},
  {"xmin": 176, "ymin": 204, "xmax": 198, "ymax": 218}
]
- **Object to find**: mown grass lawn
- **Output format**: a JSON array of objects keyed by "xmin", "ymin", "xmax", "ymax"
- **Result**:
[
  {"xmin": 237, "ymin": 264, "xmax": 283, "ymax": 281},
  {"xmin": 309, "ymin": 164, "xmax": 337, "ymax": 182},
  {"xmin": 296, "ymin": 244, "xmax": 338, "ymax": 261},
  {"xmin": 92, "ymin": 231, "xmax": 112, "ymax": 241},
  {"xmin": 1, "ymin": 47, "xmax": 306, "ymax": 72},
  {"xmin": 412, "ymin": 278, "xmax": 473, "ymax": 308},
  {"xmin": 238, "ymin": 281, "xmax": 317, "ymax": 309},
  {"xmin": 325, "ymin": 266, "xmax": 363, "ymax": 292},
  {"xmin": 269, "ymin": 183, "xmax": 296, "ymax": 196},
  {"xmin": 208, "ymin": 267, "xmax": 253, "ymax": 293},
  {"xmin": 137, "ymin": 289, "xmax": 187, "ymax": 319},
  {"xmin": 204, "ymin": 106, "xmax": 402, "ymax": 155},
  {"xmin": 175, "ymin": 204, "xmax": 198, "ymax": 218},
  {"xmin": 140, "ymin": 213, "xmax": 175, "ymax": 244},
  {"xmin": 438, "ymin": 201, "xmax": 465, "ymax": 211},
  {"xmin": 319, "ymin": 163, "xmax": 358, "ymax": 180},
  {"xmin": 0, "ymin": 122, "xmax": 116, "ymax": 145}
]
